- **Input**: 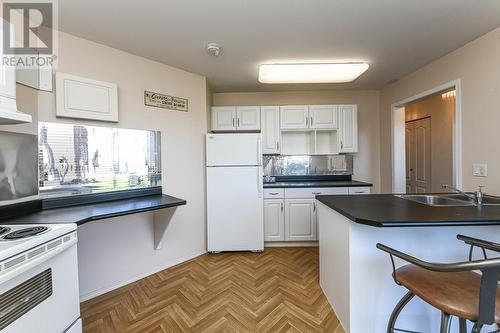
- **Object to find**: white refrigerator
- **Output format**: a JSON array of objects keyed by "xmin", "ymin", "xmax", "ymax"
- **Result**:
[{"xmin": 206, "ymin": 133, "xmax": 264, "ymax": 252}]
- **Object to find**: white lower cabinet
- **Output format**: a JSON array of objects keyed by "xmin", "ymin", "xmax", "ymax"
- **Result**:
[
  {"xmin": 263, "ymin": 199, "xmax": 285, "ymax": 241},
  {"xmin": 264, "ymin": 186, "xmax": 368, "ymax": 243},
  {"xmin": 285, "ymin": 199, "xmax": 317, "ymax": 241}
]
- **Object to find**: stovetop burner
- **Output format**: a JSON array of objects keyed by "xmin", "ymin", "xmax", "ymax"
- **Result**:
[
  {"xmin": 0, "ymin": 227, "xmax": 10, "ymax": 236},
  {"xmin": 3, "ymin": 226, "xmax": 49, "ymax": 240}
]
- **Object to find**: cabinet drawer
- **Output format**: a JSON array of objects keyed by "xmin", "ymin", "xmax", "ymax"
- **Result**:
[
  {"xmin": 264, "ymin": 188, "xmax": 285, "ymax": 199},
  {"xmin": 348, "ymin": 187, "xmax": 371, "ymax": 195},
  {"xmin": 285, "ymin": 187, "xmax": 348, "ymax": 198}
]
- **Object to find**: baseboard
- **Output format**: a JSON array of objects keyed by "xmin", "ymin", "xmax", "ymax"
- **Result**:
[
  {"xmin": 265, "ymin": 241, "xmax": 318, "ymax": 248},
  {"xmin": 79, "ymin": 249, "xmax": 206, "ymax": 302}
]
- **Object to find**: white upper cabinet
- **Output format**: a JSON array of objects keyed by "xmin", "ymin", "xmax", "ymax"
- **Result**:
[
  {"xmin": 309, "ymin": 105, "xmax": 338, "ymax": 129},
  {"xmin": 261, "ymin": 106, "xmax": 280, "ymax": 154},
  {"xmin": 212, "ymin": 106, "xmax": 236, "ymax": 131},
  {"xmin": 0, "ymin": 19, "xmax": 32, "ymax": 124},
  {"xmin": 212, "ymin": 106, "xmax": 260, "ymax": 131},
  {"xmin": 338, "ymin": 104, "xmax": 358, "ymax": 153},
  {"xmin": 280, "ymin": 105, "xmax": 309, "ymax": 129},
  {"xmin": 236, "ymin": 106, "xmax": 261, "ymax": 130}
]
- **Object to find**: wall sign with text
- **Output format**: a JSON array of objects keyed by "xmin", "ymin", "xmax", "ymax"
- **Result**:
[{"xmin": 144, "ymin": 91, "xmax": 188, "ymax": 112}]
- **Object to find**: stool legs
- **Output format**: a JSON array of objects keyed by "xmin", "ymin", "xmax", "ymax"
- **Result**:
[
  {"xmin": 472, "ymin": 323, "xmax": 483, "ymax": 333},
  {"xmin": 387, "ymin": 291, "xmax": 415, "ymax": 333},
  {"xmin": 440, "ymin": 312, "xmax": 451, "ymax": 333},
  {"xmin": 459, "ymin": 318, "xmax": 467, "ymax": 333}
]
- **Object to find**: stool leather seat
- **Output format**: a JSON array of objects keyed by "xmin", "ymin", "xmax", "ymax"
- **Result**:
[{"xmin": 396, "ymin": 264, "xmax": 500, "ymax": 323}]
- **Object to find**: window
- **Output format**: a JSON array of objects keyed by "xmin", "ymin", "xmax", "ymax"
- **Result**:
[{"xmin": 39, "ymin": 122, "xmax": 161, "ymax": 198}]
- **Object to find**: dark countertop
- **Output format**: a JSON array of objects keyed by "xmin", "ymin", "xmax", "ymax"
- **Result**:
[
  {"xmin": 316, "ymin": 194, "xmax": 500, "ymax": 227},
  {"xmin": 264, "ymin": 180, "xmax": 372, "ymax": 188},
  {"xmin": 1, "ymin": 194, "xmax": 186, "ymax": 226}
]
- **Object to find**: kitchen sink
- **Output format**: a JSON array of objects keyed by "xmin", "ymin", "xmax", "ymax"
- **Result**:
[{"xmin": 396, "ymin": 193, "xmax": 500, "ymax": 207}]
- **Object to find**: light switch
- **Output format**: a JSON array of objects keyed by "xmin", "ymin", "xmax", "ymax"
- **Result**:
[{"xmin": 472, "ymin": 163, "xmax": 488, "ymax": 177}]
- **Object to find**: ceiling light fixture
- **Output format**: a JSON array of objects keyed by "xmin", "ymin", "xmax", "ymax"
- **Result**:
[{"xmin": 258, "ymin": 63, "xmax": 369, "ymax": 84}]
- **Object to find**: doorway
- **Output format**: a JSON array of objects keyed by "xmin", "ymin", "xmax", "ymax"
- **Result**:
[{"xmin": 391, "ymin": 80, "xmax": 461, "ymax": 193}]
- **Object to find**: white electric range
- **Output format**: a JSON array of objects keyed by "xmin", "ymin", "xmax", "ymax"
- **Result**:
[{"xmin": 0, "ymin": 224, "xmax": 81, "ymax": 333}]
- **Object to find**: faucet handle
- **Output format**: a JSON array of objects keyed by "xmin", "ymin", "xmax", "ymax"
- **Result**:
[{"xmin": 478, "ymin": 185, "xmax": 485, "ymax": 193}]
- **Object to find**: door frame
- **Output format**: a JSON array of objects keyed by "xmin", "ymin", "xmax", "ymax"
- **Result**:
[{"xmin": 390, "ymin": 79, "xmax": 462, "ymax": 193}]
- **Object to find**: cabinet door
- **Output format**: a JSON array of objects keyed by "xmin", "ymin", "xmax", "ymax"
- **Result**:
[
  {"xmin": 264, "ymin": 199, "xmax": 285, "ymax": 241},
  {"xmin": 236, "ymin": 106, "xmax": 261, "ymax": 130},
  {"xmin": 285, "ymin": 199, "xmax": 317, "ymax": 241},
  {"xmin": 310, "ymin": 105, "xmax": 338, "ymax": 129},
  {"xmin": 212, "ymin": 106, "xmax": 236, "ymax": 131},
  {"xmin": 280, "ymin": 105, "xmax": 309, "ymax": 129},
  {"xmin": 338, "ymin": 105, "xmax": 358, "ymax": 153},
  {"xmin": 261, "ymin": 106, "xmax": 280, "ymax": 154}
]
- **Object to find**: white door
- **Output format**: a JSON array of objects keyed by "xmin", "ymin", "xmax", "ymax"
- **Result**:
[
  {"xmin": 212, "ymin": 106, "xmax": 236, "ymax": 131},
  {"xmin": 338, "ymin": 105, "xmax": 358, "ymax": 153},
  {"xmin": 236, "ymin": 106, "xmax": 261, "ymax": 130},
  {"xmin": 280, "ymin": 105, "xmax": 309, "ymax": 129},
  {"xmin": 310, "ymin": 105, "xmax": 338, "ymax": 129},
  {"xmin": 264, "ymin": 199, "xmax": 285, "ymax": 241},
  {"xmin": 406, "ymin": 118, "xmax": 431, "ymax": 193},
  {"xmin": 285, "ymin": 199, "xmax": 317, "ymax": 241},
  {"xmin": 206, "ymin": 133, "xmax": 262, "ymax": 166},
  {"xmin": 261, "ymin": 106, "xmax": 280, "ymax": 154},
  {"xmin": 207, "ymin": 166, "xmax": 264, "ymax": 251}
]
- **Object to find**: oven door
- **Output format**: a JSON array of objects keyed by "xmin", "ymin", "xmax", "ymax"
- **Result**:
[{"xmin": 0, "ymin": 242, "xmax": 80, "ymax": 333}]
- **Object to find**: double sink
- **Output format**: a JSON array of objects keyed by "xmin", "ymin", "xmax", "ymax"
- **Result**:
[{"xmin": 396, "ymin": 193, "xmax": 500, "ymax": 207}]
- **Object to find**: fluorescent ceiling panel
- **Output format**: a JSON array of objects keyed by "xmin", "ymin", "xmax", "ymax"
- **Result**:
[{"xmin": 258, "ymin": 63, "xmax": 369, "ymax": 84}]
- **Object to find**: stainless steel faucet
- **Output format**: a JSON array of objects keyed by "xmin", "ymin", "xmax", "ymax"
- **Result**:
[{"xmin": 442, "ymin": 184, "xmax": 485, "ymax": 206}]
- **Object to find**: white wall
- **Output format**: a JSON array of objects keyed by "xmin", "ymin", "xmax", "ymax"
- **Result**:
[
  {"xmin": 380, "ymin": 26, "xmax": 500, "ymax": 194},
  {"xmin": 10, "ymin": 31, "xmax": 209, "ymax": 300}
]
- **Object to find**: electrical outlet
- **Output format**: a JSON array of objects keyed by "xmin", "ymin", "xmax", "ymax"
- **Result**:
[{"xmin": 472, "ymin": 163, "xmax": 487, "ymax": 177}]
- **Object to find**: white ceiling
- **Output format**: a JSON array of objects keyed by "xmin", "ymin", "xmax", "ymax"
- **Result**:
[{"xmin": 58, "ymin": 0, "xmax": 500, "ymax": 92}]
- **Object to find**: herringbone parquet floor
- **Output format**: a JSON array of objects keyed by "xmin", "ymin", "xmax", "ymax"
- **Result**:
[{"xmin": 81, "ymin": 247, "xmax": 344, "ymax": 333}]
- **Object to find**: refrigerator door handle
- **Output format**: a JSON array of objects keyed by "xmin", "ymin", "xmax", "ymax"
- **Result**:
[
  {"xmin": 257, "ymin": 168, "xmax": 263, "ymax": 195},
  {"xmin": 257, "ymin": 139, "xmax": 262, "ymax": 165}
]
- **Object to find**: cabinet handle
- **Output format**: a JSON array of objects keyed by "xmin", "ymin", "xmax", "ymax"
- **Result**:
[
  {"xmin": 281, "ymin": 202, "xmax": 284, "ymax": 212},
  {"xmin": 340, "ymin": 141, "xmax": 343, "ymax": 150},
  {"xmin": 313, "ymin": 202, "xmax": 316, "ymax": 212},
  {"xmin": 312, "ymin": 192, "xmax": 321, "ymax": 195},
  {"xmin": 269, "ymin": 192, "xmax": 279, "ymax": 195},
  {"xmin": 276, "ymin": 141, "xmax": 279, "ymax": 150},
  {"xmin": 311, "ymin": 116, "xmax": 313, "ymax": 126},
  {"xmin": 237, "ymin": 118, "xmax": 240, "ymax": 127},
  {"xmin": 232, "ymin": 118, "xmax": 235, "ymax": 127}
]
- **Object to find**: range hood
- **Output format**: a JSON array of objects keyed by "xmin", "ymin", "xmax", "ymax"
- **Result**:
[
  {"xmin": 0, "ymin": 109, "xmax": 32, "ymax": 124},
  {"xmin": 0, "ymin": 100, "xmax": 32, "ymax": 124}
]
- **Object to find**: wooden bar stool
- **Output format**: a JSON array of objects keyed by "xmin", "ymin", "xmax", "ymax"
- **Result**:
[{"xmin": 377, "ymin": 235, "xmax": 500, "ymax": 333}]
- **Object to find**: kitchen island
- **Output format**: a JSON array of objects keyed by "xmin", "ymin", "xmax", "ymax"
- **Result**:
[{"xmin": 316, "ymin": 194, "xmax": 500, "ymax": 333}]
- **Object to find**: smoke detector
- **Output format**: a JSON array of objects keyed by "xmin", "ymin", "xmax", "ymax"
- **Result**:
[{"xmin": 207, "ymin": 43, "xmax": 222, "ymax": 57}]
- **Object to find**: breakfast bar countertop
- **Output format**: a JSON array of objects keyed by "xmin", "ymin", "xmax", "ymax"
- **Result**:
[
  {"xmin": 316, "ymin": 194, "xmax": 500, "ymax": 227},
  {"xmin": 0, "ymin": 194, "xmax": 186, "ymax": 226}
]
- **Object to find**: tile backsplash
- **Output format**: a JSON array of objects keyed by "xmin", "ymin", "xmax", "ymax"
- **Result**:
[{"xmin": 263, "ymin": 154, "xmax": 353, "ymax": 176}]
